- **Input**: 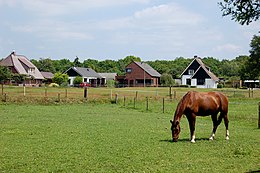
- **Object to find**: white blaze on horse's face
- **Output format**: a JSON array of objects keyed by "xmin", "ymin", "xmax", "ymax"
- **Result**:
[{"xmin": 170, "ymin": 120, "xmax": 180, "ymax": 142}]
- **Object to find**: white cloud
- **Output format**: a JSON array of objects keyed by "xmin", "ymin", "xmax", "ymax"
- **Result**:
[
  {"xmin": 0, "ymin": 0, "xmax": 150, "ymax": 16},
  {"xmin": 10, "ymin": 20, "xmax": 93, "ymax": 41}
]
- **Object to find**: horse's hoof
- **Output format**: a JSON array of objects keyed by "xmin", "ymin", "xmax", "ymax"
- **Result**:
[
  {"xmin": 226, "ymin": 136, "xmax": 229, "ymax": 140},
  {"xmin": 191, "ymin": 140, "xmax": 196, "ymax": 143},
  {"xmin": 209, "ymin": 137, "xmax": 214, "ymax": 140}
]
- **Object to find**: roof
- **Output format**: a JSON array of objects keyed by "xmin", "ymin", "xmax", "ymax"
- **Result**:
[
  {"xmin": 0, "ymin": 52, "xmax": 44, "ymax": 80},
  {"xmin": 65, "ymin": 67, "xmax": 102, "ymax": 78},
  {"xmin": 98, "ymin": 73, "xmax": 117, "ymax": 80},
  {"xmin": 41, "ymin": 72, "xmax": 54, "ymax": 79},
  {"xmin": 134, "ymin": 61, "xmax": 161, "ymax": 77},
  {"xmin": 181, "ymin": 57, "xmax": 219, "ymax": 81}
]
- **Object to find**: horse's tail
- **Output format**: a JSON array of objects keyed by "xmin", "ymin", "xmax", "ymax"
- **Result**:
[{"xmin": 219, "ymin": 92, "xmax": 228, "ymax": 114}]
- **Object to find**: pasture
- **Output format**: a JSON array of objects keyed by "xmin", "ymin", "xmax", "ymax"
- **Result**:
[{"xmin": 0, "ymin": 97, "xmax": 259, "ymax": 172}]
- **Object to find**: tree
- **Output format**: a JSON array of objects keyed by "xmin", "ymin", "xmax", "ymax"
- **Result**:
[
  {"xmin": 52, "ymin": 72, "xmax": 69, "ymax": 86},
  {"xmin": 0, "ymin": 66, "xmax": 12, "ymax": 94},
  {"xmin": 73, "ymin": 56, "xmax": 82, "ymax": 67},
  {"xmin": 12, "ymin": 74, "xmax": 28, "ymax": 85},
  {"xmin": 82, "ymin": 59, "xmax": 99, "ymax": 71},
  {"xmin": 31, "ymin": 58, "xmax": 56, "ymax": 73},
  {"xmin": 0, "ymin": 66, "xmax": 12, "ymax": 83},
  {"xmin": 160, "ymin": 73, "xmax": 175, "ymax": 87},
  {"xmin": 73, "ymin": 76, "xmax": 83, "ymax": 85},
  {"xmin": 246, "ymin": 35, "xmax": 260, "ymax": 79},
  {"xmin": 121, "ymin": 55, "xmax": 141, "ymax": 67},
  {"xmin": 54, "ymin": 59, "xmax": 73, "ymax": 73},
  {"xmin": 219, "ymin": 0, "xmax": 260, "ymax": 25}
]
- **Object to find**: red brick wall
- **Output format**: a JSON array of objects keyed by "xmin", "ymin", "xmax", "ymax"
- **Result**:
[{"xmin": 125, "ymin": 62, "xmax": 159, "ymax": 87}]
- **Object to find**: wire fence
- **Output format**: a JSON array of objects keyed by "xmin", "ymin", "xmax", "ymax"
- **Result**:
[{"xmin": 1, "ymin": 85, "xmax": 259, "ymax": 128}]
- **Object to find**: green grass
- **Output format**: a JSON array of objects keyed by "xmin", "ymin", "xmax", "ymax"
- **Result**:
[{"xmin": 0, "ymin": 100, "xmax": 259, "ymax": 172}]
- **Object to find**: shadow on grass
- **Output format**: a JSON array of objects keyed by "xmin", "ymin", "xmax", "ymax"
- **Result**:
[{"xmin": 160, "ymin": 138, "xmax": 209, "ymax": 143}]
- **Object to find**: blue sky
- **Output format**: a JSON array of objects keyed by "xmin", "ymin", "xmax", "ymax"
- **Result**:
[{"xmin": 0, "ymin": 0, "xmax": 259, "ymax": 61}]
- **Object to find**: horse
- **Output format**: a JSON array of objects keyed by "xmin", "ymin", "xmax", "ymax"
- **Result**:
[{"xmin": 170, "ymin": 91, "xmax": 229, "ymax": 143}]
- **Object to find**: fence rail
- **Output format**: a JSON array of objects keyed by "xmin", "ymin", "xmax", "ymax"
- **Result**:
[{"xmin": 1, "ymin": 86, "xmax": 259, "ymax": 128}]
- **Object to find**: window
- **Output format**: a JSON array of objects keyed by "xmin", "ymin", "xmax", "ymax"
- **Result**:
[
  {"xmin": 126, "ymin": 68, "xmax": 132, "ymax": 73},
  {"xmin": 188, "ymin": 69, "xmax": 194, "ymax": 75}
]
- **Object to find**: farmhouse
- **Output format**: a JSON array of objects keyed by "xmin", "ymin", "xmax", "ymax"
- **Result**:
[
  {"xmin": 116, "ymin": 61, "xmax": 161, "ymax": 87},
  {"xmin": 65, "ymin": 67, "xmax": 102, "ymax": 87},
  {"xmin": 180, "ymin": 56, "xmax": 219, "ymax": 88},
  {"xmin": 0, "ymin": 51, "xmax": 44, "ymax": 86}
]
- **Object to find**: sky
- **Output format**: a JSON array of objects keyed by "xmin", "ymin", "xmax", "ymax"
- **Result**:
[{"xmin": 0, "ymin": 0, "xmax": 259, "ymax": 61}]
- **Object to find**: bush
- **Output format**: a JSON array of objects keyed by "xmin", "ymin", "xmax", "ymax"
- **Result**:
[
  {"xmin": 73, "ymin": 76, "xmax": 83, "ymax": 85},
  {"xmin": 217, "ymin": 84, "xmax": 224, "ymax": 88},
  {"xmin": 160, "ymin": 73, "xmax": 175, "ymax": 87},
  {"xmin": 106, "ymin": 80, "xmax": 115, "ymax": 88}
]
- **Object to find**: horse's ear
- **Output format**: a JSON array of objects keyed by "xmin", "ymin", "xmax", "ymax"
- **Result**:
[{"xmin": 170, "ymin": 120, "xmax": 173, "ymax": 124}]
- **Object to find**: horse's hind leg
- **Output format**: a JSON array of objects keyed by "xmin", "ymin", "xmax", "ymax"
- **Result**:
[
  {"xmin": 223, "ymin": 113, "xmax": 229, "ymax": 140},
  {"xmin": 209, "ymin": 113, "xmax": 223, "ymax": 140}
]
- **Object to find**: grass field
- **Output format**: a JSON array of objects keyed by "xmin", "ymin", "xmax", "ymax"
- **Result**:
[{"xmin": 0, "ymin": 98, "xmax": 259, "ymax": 172}]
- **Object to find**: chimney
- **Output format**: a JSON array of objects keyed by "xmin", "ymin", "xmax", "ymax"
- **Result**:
[{"xmin": 11, "ymin": 50, "xmax": 16, "ymax": 55}]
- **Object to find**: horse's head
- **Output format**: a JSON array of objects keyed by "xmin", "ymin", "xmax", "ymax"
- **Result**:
[{"xmin": 170, "ymin": 120, "xmax": 180, "ymax": 142}]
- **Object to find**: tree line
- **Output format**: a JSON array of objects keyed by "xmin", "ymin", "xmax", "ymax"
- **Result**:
[{"xmin": 29, "ymin": 35, "xmax": 259, "ymax": 82}]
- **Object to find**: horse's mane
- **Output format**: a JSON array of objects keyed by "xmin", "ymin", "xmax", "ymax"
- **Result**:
[{"xmin": 173, "ymin": 91, "xmax": 191, "ymax": 121}]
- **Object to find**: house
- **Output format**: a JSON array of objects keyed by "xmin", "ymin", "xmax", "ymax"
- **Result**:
[
  {"xmin": 64, "ymin": 67, "xmax": 102, "ymax": 87},
  {"xmin": 0, "ymin": 51, "xmax": 44, "ymax": 86},
  {"xmin": 98, "ymin": 73, "xmax": 117, "ymax": 86},
  {"xmin": 180, "ymin": 56, "xmax": 219, "ymax": 88},
  {"xmin": 41, "ymin": 71, "xmax": 54, "ymax": 84},
  {"xmin": 116, "ymin": 61, "xmax": 161, "ymax": 87}
]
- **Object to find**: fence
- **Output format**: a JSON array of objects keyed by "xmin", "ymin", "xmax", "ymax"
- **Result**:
[
  {"xmin": 1, "ymin": 85, "xmax": 260, "ymax": 128},
  {"xmin": 1, "ymin": 85, "xmax": 260, "ymax": 101}
]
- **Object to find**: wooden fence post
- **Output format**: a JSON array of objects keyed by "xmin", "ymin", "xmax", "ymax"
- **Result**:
[
  {"xmin": 65, "ymin": 88, "xmax": 68, "ymax": 98},
  {"xmin": 248, "ymin": 88, "xmax": 251, "ymax": 98},
  {"xmin": 163, "ymin": 97, "xmax": 165, "ymax": 113},
  {"xmin": 134, "ymin": 97, "xmax": 136, "ymax": 109},
  {"xmin": 135, "ymin": 91, "xmax": 138, "ymax": 100},
  {"xmin": 115, "ymin": 94, "xmax": 118, "ymax": 104},
  {"xmin": 58, "ymin": 93, "xmax": 60, "ymax": 102},
  {"xmin": 124, "ymin": 96, "xmax": 126, "ymax": 107},
  {"xmin": 45, "ymin": 87, "xmax": 47, "ymax": 97},
  {"xmin": 174, "ymin": 90, "xmax": 176, "ymax": 100},
  {"xmin": 84, "ymin": 87, "xmax": 88, "ymax": 99}
]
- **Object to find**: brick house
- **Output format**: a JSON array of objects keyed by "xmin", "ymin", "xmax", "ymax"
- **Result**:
[{"xmin": 116, "ymin": 61, "xmax": 161, "ymax": 87}]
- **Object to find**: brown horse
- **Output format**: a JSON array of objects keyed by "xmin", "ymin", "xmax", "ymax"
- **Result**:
[{"xmin": 170, "ymin": 91, "xmax": 229, "ymax": 143}]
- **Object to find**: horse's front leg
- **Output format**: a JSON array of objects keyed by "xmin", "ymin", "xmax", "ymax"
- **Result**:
[{"xmin": 187, "ymin": 114, "xmax": 196, "ymax": 143}]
